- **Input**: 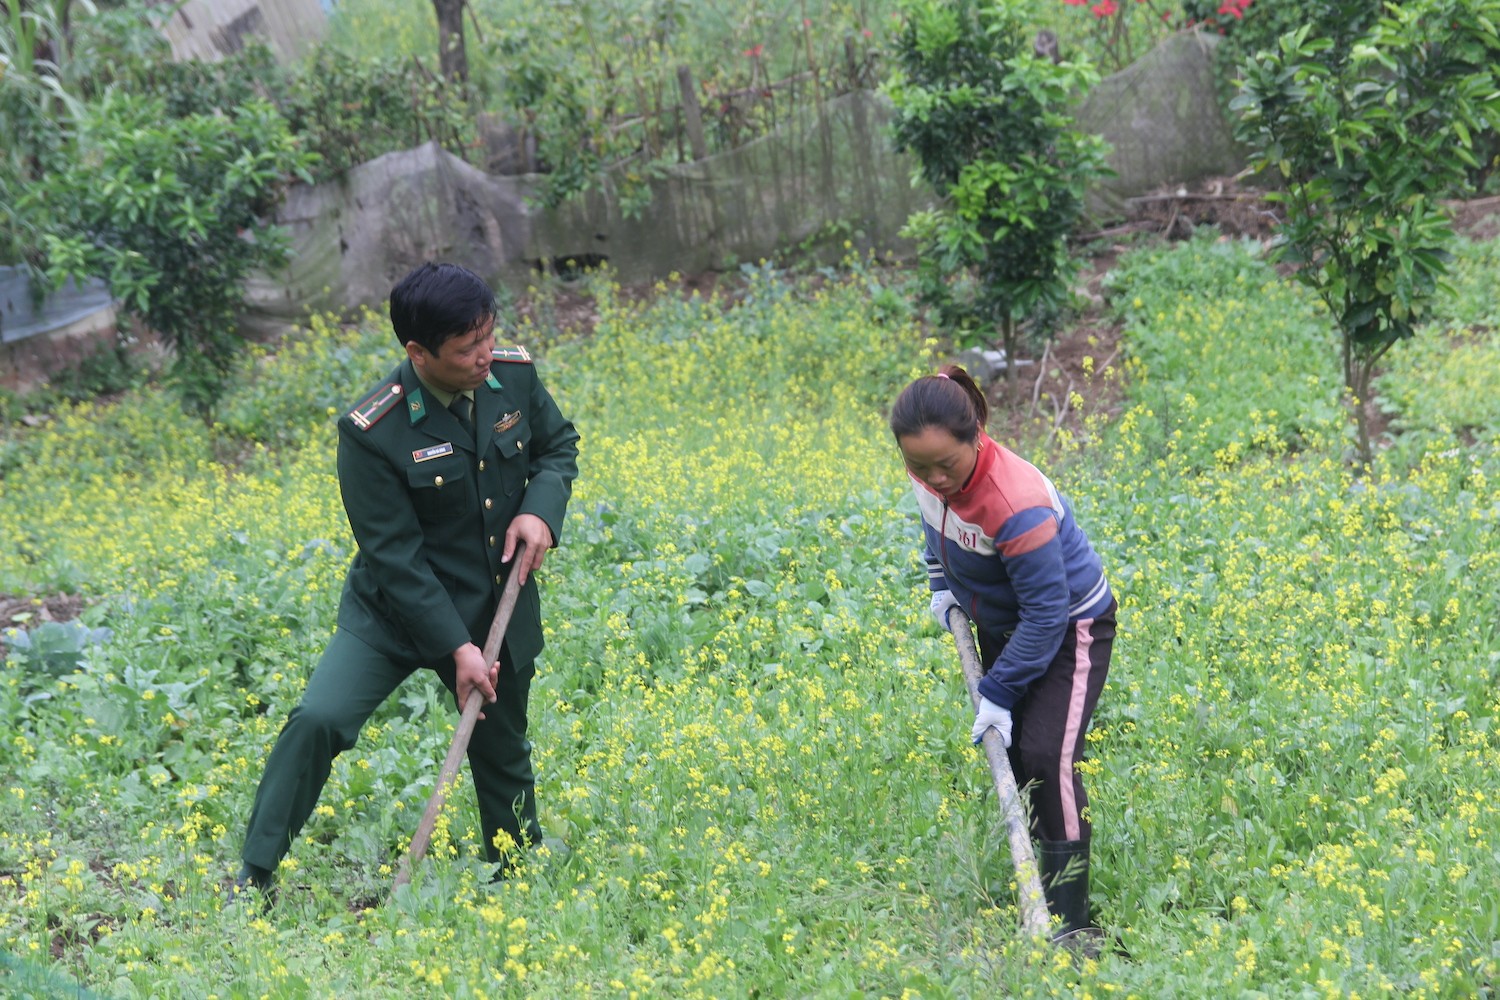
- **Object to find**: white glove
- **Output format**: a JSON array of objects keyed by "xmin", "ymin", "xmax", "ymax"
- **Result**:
[
  {"xmin": 971, "ymin": 696, "xmax": 1013, "ymax": 747},
  {"xmin": 929, "ymin": 589, "xmax": 960, "ymax": 629}
]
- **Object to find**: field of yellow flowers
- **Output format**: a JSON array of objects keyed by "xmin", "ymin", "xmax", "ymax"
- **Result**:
[{"xmin": 2, "ymin": 241, "xmax": 1498, "ymax": 997}]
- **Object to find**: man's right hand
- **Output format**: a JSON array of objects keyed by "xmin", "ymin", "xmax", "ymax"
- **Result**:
[{"xmin": 454, "ymin": 642, "xmax": 499, "ymax": 719}]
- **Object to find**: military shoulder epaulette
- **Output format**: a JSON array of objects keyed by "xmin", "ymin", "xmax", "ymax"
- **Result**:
[
  {"xmin": 492, "ymin": 345, "xmax": 533, "ymax": 364},
  {"xmin": 348, "ymin": 382, "xmax": 404, "ymax": 430}
]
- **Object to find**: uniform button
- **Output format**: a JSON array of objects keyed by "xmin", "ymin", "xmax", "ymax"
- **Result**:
[
  {"xmin": 517, "ymin": 440, "xmax": 525, "ymax": 451},
  {"xmin": 434, "ymin": 475, "xmax": 444, "ymax": 487},
  {"xmin": 488, "ymin": 536, "xmax": 496, "ymax": 547},
  {"xmin": 479, "ymin": 460, "xmax": 487, "ymax": 471},
  {"xmin": 494, "ymin": 575, "xmax": 502, "ymax": 585},
  {"xmin": 484, "ymin": 498, "xmax": 493, "ymax": 509}
]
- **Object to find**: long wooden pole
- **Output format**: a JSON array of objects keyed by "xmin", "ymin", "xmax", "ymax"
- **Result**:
[
  {"xmin": 943, "ymin": 605, "xmax": 1052, "ymax": 939},
  {"xmin": 393, "ymin": 542, "xmax": 527, "ymax": 890}
]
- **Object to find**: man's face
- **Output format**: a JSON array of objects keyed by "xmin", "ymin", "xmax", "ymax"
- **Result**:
[{"xmin": 407, "ymin": 316, "xmax": 496, "ymax": 394}]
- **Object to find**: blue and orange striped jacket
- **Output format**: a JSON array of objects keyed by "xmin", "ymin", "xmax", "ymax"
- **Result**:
[{"xmin": 912, "ymin": 432, "xmax": 1112, "ymax": 709}]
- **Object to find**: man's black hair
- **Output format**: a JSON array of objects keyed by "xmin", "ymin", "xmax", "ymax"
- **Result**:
[{"xmin": 389, "ymin": 262, "xmax": 498, "ymax": 353}]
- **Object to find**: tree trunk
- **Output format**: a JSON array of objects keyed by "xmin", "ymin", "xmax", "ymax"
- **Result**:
[
  {"xmin": 1350, "ymin": 357, "xmax": 1374, "ymax": 473},
  {"xmin": 432, "ymin": 0, "xmax": 468, "ymax": 85},
  {"xmin": 1339, "ymin": 332, "xmax": 1368, "ymax": 471}
]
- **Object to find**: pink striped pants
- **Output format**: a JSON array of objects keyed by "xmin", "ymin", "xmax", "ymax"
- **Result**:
[{"xmin": 979, "ymin": 601, "xmax": 1116, "ymax": 844}]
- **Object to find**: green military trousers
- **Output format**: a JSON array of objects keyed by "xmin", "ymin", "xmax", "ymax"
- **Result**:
[{"xmin": 241, "ymin": 627, "xmax": 542, "ymax": 874}]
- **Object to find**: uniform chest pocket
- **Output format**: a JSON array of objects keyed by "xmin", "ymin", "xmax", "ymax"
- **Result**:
[
  {"xmin": 490, "ymin": 423, "xmax": 532, "ymax": 496},
  {"xmin": 406, "ymin": 457, "xmax": 471, "ymax": 520}
]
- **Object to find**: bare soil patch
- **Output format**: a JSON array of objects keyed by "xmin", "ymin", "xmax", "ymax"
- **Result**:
[
  {"xmin": 1449, "ymin": 194, "xmax": 1500, "ymax": 242},
  {"xmin": 0, "ymin": 593, "xmax": 89, "ymax": 658}
]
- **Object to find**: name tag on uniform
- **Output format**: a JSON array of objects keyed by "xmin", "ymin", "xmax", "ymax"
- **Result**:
[{"xmin": 412, "ymin": 443, "xmax": 454, "ymax": 463}]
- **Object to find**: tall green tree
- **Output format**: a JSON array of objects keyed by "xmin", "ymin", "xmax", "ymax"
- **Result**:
[
  {"xmin": 1232, "ymin": 0, "xmax": 1500, "ymax": 467},
  {"xmin": 885, "ymin": 0, "xmax": 1110, "ymax": 400},
  {"xmin": 26, "ymin": 93, "xmax": 316, "ymax": 420}
]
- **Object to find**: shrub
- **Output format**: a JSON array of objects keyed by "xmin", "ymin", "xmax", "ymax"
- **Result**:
[
  {"xmin": 886, "ymin": 0, "xmax": 1111, "ymax": 400},
  {"xmin": 1232, "ymin": 0, "xmax": 1500, "ymax": 466},
  {"xmin": 23, "ymin": 92, "xmax": 317, "ymax": 420}
]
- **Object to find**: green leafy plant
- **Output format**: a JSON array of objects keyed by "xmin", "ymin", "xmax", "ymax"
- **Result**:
[
  {"xmin": 886, "ymin": 0, "xmax": 1111, "ymax": 400},
  {"xmin": 1196, "ymin": 0, "xmax": 1303, "ymax": 120},
  {"xmin": 481, "ymin": 18, "xmax": 638, "ymax": 210},
  {"xmin": 2, "ymin": 0, "xmax": 173, "ymax": 270},
  {"xmin": 2, "ymin": 0, "xmax": 86, "ymax": 261},
  {"xmin": 107, "ymin": 37, "xmax": 276, "ymax": 120},
  {"xmin": 276, "ymin": 49, "xmax": 478, "ymax": 179},
  {"xmin": 1231, "ymin": 0, "xmax": 1500, "ymax": 467},
  {"xmin": 23, "ymin": 92, "xmax": 317, "ymax": 421},
  {"xmin": 2, "ymin": 619, "xmax": 112, "ymax": 692},
  {"xmin": 107, "ymin": 40, "xmax": 478, "ymax": 183},
  {"xmin": 1, "ymin": 0, "xmax": 169, "ymax": 183}
]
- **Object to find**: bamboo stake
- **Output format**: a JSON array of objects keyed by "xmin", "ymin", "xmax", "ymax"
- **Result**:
[
  {"xmin": 393, "ymin": 542, "xmax": 528, "ymax": 891},
  {"xmin": 943, "ymin": 605, "xmax": 1052, "ymax": 939}
]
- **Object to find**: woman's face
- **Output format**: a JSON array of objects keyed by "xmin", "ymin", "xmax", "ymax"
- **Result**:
[{"xmin": 898, "ymin": 424, "xmax": 979, "ymax": 499}]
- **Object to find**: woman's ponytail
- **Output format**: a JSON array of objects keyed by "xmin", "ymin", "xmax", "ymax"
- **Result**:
[{"xmin": 890, "ymin": 365, "xmax": 987, "ymax": 443}]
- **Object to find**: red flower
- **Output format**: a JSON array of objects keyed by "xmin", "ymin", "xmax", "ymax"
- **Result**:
[
  {"xmin": 1091, "ymin": 0, "xmax": 1118, "ymax": 15},
  {"xmin": 1062, "ymin": 0, "xmax": 1087, "ymax": 6},
  {"xmin": 742, "ymin": 43, "xmax": 764, "ymax": 58}
]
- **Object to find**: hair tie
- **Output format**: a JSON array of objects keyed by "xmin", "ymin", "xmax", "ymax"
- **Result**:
[{"xmin": 936, "ymin": 372, "xmax": 950, "ymax": 380}]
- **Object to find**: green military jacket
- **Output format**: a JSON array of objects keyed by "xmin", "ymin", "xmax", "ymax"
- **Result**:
[{"xmin": 332, "ymin": 347, "xmax": 579, "ymax": 669}]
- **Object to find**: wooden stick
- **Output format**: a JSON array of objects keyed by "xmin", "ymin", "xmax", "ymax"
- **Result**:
[
  {"xmin": 1028, "ymin": 341, "xmax": 1052, "ymax": 421},
  {"xmin": 393, "ymin": 542, "xmax": 528, "ymax": 890},
  {"xmin": 943, "ymin": 605, "xmax": 1052, "ymax": 939}
]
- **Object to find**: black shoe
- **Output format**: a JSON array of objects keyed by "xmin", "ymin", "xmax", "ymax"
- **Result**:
[
  {"xmin": 1052, "ymin": 925, "xmax": 1106, "ymax": 959},
  {"xmin": 1037, "ymin": 840, "xmax": 1100, "ymax": 944},
  {"xmin": 224, "ymin": 865, "xmax": 275, "ymax": 911}
]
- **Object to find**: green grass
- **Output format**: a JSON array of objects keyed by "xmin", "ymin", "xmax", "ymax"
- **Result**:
[{"xmin": 1, "ymin": 242, "xmax": 1498, "ymax": 996}]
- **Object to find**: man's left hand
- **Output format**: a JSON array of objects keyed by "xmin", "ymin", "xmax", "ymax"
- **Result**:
[{"xmin": 503, "ymin": 513, "xmax": 554, "ymax": 585}]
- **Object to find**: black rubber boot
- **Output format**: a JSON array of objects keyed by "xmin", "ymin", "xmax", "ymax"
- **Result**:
[
  {"xmin": 1037, "ymin": 839, "xmax": 1103, "ymax": 955},
  {"xmin": 225, "ymin": 862, "xmax": 275, "ymax": 911}
]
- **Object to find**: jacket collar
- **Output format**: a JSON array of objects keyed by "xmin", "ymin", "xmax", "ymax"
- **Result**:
[
  {"xmin": 952, "ymin": 431, "xmax": 998, "ymax": 498},
  {"xmin": 398, "ymin": 359, "xmax": 475, "ymax": 452}
]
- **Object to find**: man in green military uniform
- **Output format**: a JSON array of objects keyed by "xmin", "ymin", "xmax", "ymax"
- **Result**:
[{"xmin": 233, "ymin": 262, "xmax": 580, "ymax": 897}]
